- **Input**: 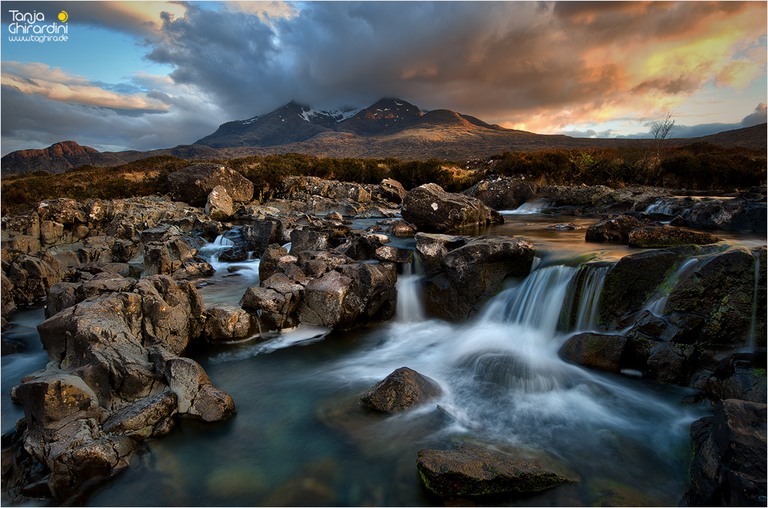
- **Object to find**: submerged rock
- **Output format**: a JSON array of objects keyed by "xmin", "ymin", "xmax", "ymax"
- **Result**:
[
  {"xmin": 360, "ymin": 367, "xmax": 442, "ymax": 414},
  {"xmin": 417, "ymin": 443, "xmax": 574, "ymax": 498},
  {"xmin": 402, "ymin": 183, "xmax": 504, "ymax": 233}
]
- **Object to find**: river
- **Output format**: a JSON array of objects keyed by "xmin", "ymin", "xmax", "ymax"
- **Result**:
[{"xmin": 3, "ymin": 207, "xmax": 764, "ymax": 506}]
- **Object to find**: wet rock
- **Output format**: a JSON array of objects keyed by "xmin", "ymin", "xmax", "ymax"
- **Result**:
[
  {"xmin": 599, "ymin": 250, "xmax": 682, "ymax": 326},
  {"xmin": 360, "ymin": 367, "xmax": 442, "ymax": 414},
  {"xmin": 1, "ymin": 272, "xmax": 16, "ymax": 318},
  {"xmin": 6, "ymin": 252, "xmax": 66, "ymax": 306},
  {"xmin": 297, "ymin": 250, "xmax": 353, "ymax": 278},
  {"xmin": 666, "ymin": 248, "xmax": 758, "ymax": 348},
  {"xmin": 390, "ymin": 220, "xmax": 417, "ymax": 238},
  {"xmin": 558, "ymin": 333, "xmax": 628, "ymax": 373},
  {"xmin": 241, "ymin": 219, "xmax": 283, "ymax": 258},
  {"xmin": 374, "ymin": 245, "xmax": 413, "ymax": 265},
  {"xmin": 585, "ymin": 214, "xmax": 650, "ymax": 243},
  {"xmin": 417, "ymin": 443, "xmax": 574, "ymax": 498},
  {"xmin": 204, "ymin": 304, "xmax": 257, "ymax": 343},
  {"xmin": 204, "ymin": 185, "xmax": 234, "ymax": 220},
  {"xmin": 45, "ymin": 274, "xmax": 136, "ymax": 318},
  {"xmin": 676, "ymin": 197, "xmax": 767, "ymax": 234},
  {"xmin": 143, "ymin": 233, "xmax": 213, "ymax": 280},
  {"xmin": 167, "ymin": 163, "xmax": 254, "ymax": 206},
  {"xmin": 290, "ymin": 228, "xmax": 330, "ymax": 253},
  {"xmin": 686, "ymin": 399, "xmax": 767, "ymax": 506},
  {"xmin": 698, "ymin": 351, "xmax": 768, "ymax": 403},
  {"xmin": 541, "ymin": 184, "xmax": 616, "ymax": 208},
  {"xmin": 628, "ymin": 226, "xmax": 721, "ymax": 248},
  {"xmin": 416, "ymin": 234, "xmax": 535, "ymax": 321},
  {"xmin": 646, "ymin": 342, "xmax": 697, "ymax": 385},
  {"xmin": 258, "ymin": 244, "xmax": 294, "ymax": 281},
  {"xmin": 102, "ymin": 391, "xmax": 178, "ymax": 438},
  {"xmin": 402, "ymin": 183, "xmax": 504, "ymax": 233},
  {"xmin": 464, "ymin": 177, "xmax": 538, "ymax": 210}
]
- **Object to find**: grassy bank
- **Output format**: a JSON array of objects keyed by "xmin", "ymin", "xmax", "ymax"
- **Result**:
[{"xmin": 2, "ymin": 143, "xmax": 764, "ymax": 215}]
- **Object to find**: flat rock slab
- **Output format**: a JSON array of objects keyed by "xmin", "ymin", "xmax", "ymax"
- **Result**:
[{"xmin": 417, "ymin": 443, "xmax": 574, "ymax": 498}]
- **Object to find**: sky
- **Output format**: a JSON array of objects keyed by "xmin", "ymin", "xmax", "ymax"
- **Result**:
[{"xmin": 1, "ymin": 1, "xmax": 766, "ymax": 155}]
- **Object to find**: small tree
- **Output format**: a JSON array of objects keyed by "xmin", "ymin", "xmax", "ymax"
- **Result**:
[{"xmin": 650, "ymin": 112, "xmax": 675, "ymax": 158}]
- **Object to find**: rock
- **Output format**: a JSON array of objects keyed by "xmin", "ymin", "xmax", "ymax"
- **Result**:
[
  {"xmin": 1, "ymin": 272, "xmax": 16, "ymax": 318},
  {"xmin": 627, "ymin": 226, "xmax": 721, "ymax": 248},
  {"xmin": 541, "ymin": 184, "xmax": 616, "ymax": 208},
  {"xmin": 167, "ymin": 163, "xmax": 254, "ymax": 206},
  {"xmin": 666, "ymin": 248, "xmax": 758, "ymax": 348},
  {"xmin": 677, "ymin": 197, "xmax": 767, "ymax": 234},
  {"xmin": 379, "ymin": 178, "xmax": 407, "ymax": 204},
  {"xmin": 390, "ymin": 220, "xmax": 416, "ymax": 238},
  {"xmin": 258, "ymin": 244, "xmax": 294, "ymax": 282},
  {"xmin": 241, "ymin": 273, "xmax": 305, "ymax": 330},
  {"xmin": 102, "ymin": 391, "xmax": 178, "ymax": 438},
  {"xmin": 402, "ymin": 183, "xmax": 504, "ymax": 233},
  {"xmin": 298, "ymin": 261, "xmax": 396, "ymax": 329},
  {"xmin": 204, "ymin": 304, "xmax": 257, "ymax": 342},
  {"xmin": 645, "ymin": 342, "xmax": 697, "ymax": 385},
  {"xmin": 204, "ymin": 185, "xmax": 234, "ymax": 220},
  {"xmin": 558, "ymin": 333, "xmax": 628, "ymax": 373},
  {"xmin": 6, "ymin": 252, "xmax": 66, "ymax": 306},
  {"xmin": 417, "ymin": 443, "xmax": 574, "ymax": 498},
  {"xmin": 585, "ymin": 214, "xmax": 650, "ymax": 243},
  {"xmin": 374, "ymin": 245, "xmax": 412, "ymax": 265},
  {"xmin": 416, "ymin": 234, "xmax": 535, "ymax": 321},
  {"xmin": 464, "ymin": 177, "xmax": 538, "ymax": 210},
  {"xmin": 698, "ymin": 351, "xmax": 767, "ymax": 403},
  {"xmin": 46, "ymin": 274, "xmax": 136, "ymax": 318},
  {"xmin": 290, "ymin": 228, "xmax": 330, "ymax": 253},
  {"xmin": 360, "ymin": 367, "xmax": 442, "ymax": 414},
  {"xmin": 241, "ymin": 219, "xmax": 283, "ymax": 258},
  {"xmin": 686, "ymin": 399, "xmax": 766, "ymax": 506},
  {"xmin": 297, "ymin": 250, "xmax": 353, "ymax": 278},
  {"xmin": 143, "ymin": 234, "xmax": 213, "ymax": 280},
  {"xmin": 599, "ymin": 250, "xmax": 682, "ymax": 326}
]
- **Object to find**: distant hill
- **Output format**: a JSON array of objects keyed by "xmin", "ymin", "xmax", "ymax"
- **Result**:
[
  {"xmin": 1, "ymin": 141, "xmax": 126, "ymax": 175},
  {"xmin": 1, "ymin": 97, "xmax": 765, "ymax": 176}
]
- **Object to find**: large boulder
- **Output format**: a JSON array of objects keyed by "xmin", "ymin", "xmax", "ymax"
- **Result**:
[
  {"xmin": 464, "ymin": 177, "xmax": 538, "ymax": 210},
  {"xmin": 204, "ymin": 185, "xmax": 234, "ymax": 220},
  {"xmin": 598, "ymin": 250, "xmax": 682, "ymax": 326},
  {"xmin": 558, "ymin": 333, "xmax": 628, "ymax": 373},
  {"xmin": 378, "ymin": 178, "xmax": 407, "ymax": 204},
  {"xmin": 360, "ymin": 367, "xmax": 442, "ymax": 414},
  {"xmin": 402, "ymin": 183, "xmax": 504, "ymax": 233},
  {"xmin": 203, "ymin": 304, "xmax": 257, "ymax": 343},
  {"xmin": 241, "ymin": 274, "xmax": 305, "ymax": 330},
  {"xmin": 674, "ymin": 197, "xmax": 767, "ymax": 234},
  {"xmin": 666, "ymin": 248, "xmax": 760, "ymax": 348},
  {"xmin": 417, "ymin": 443, "xmax": 574, "ymax": 498},
  {"xmin": 416, "ymin": 234, "xmax": 535, "ymax": 321},
  {"xmin": 686, "ymin": 399, "xmax": 766, "ymax": 506},
  {"xmin": 167, "ymin": 163, "xmax": 254, "ymax": 206},
  {"xmin": 5, "ymin": 252, "xmax": 66, "ymax": 306}
]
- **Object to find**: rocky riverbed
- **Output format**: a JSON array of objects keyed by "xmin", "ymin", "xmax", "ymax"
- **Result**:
[{"xmin": 1, "ymin": 165, "xmax": 765, "ymax": 506}]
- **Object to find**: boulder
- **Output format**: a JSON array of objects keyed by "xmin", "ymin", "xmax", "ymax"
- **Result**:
[
  {"xmin": 290, "ymin": 228, "xmax": 330, "ymax": 253},
  {"xmin": 258, "ymin": 244, "xmax": 294, "ymax": 282},
  {"xmin": 416, "ymin": 234, "xmax": 535, "ymax": 321},
  {"xmin": 102, "ymin": 391, "xmax": 178, "ymax": 439},
  {"xmin": 666, "ymin": 248, "xmax": 759, "ymax": 348},
  {"xmin": 6, "ymin": 252, "xmax": 66, "ymax": 306},
  {"xmin": 417, "ymin": 443, "xmax": 574, "ymax": 498},
  {"xmin": 379, "ymin": 178, "xmax": 407, "ymax": 204},
  {"xmin": 390, "ymin": 220, "xmax": 417, "ymax": 238},
  {"xmin": 585, "ymin": 214, "xmax": 650, "ymax": 243},
  {"xmin": 686, "ymin": 399, "xmax": 766, "ymax": 506},
  {"xmin": 1, "ymin": 271, "xmax": 17, "ymax": 318},
  {"xmin": 204, "ymin": 185, "xmax": 234, "ymax": 220},
  {"xmin": 241, "ymin": 219, "xmax": 283, "ymax": 258},
  {"xmin": 698, "ymin": 351, "xmax": 768, "ymax": 403},
  {"xmin": 676, "ymin": 198, "xmax": 767, "ymax": 234},
  {"xmin": 627, "ymin": 226, "xmax": 721, "ymax": 248},
  {"xmin": 464, "ymin": 177, "xmax": 538, "ymax": 210},
  {"xmin": 360, "ymin": 367, "xmax": 442, "ymax": 414},
  {"xmin": 167, "ymin": 163, "xmax": 254, "ymax": 206},
  {"xmin": 204, "ymin": 304, "xmax": 257, "ymax": 343},
  {"xmin": 558, "ymin": 333, "xmax": 628, "ymax": 373},
  {"xmin": 241, "ymin": 273, "xmax": 305, "ymax": 330},
  {"xmin": 402, "ymin": 183, "xmax": 504, "ymax": 233},
  {"xmin": 599, "ymin": 250, "xmax": 682, "ymax": 326}
]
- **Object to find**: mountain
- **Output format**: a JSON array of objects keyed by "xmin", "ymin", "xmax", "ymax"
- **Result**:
[
  {"xmin": 337, "ymin": 98, "xmax": 424, "ymax": 135},
  {"xmin": 195, "ymin": 100, "xmax": 358, "ymax": 148},
  {"xmin": 0, "ymin": 141, "xmax": 126, "ymax": 175}
]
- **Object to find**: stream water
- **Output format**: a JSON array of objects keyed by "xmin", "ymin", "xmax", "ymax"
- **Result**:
[{"xmin": 2, "ymin": 205, "xmax": 764, "ymax": 506}]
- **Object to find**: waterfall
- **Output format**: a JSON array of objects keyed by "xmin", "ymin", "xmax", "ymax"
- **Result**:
[
  {"xmin": 395, "ymin": 259, "xmax": 425, "ymax": 323},
  {"xmin": 212, "ymin": 235, "xmax": 236, "ymax": 247},
  {"xmin": 560, "ymin": 263, "xmax": 610, "ymax": 332},
  {"xmin": 644, "ymin": 198, "xmax": 678, "ymax": 216},
  {"xmin": 479, "ymin": 265, "xmax": 577, "ymax": 338},
  {"xmin": 644, "ymin": 257, "xmax": 699, "ymax": 316}
]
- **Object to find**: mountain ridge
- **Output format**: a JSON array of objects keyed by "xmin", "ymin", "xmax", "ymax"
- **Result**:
[{"xmin": 2, "ymin": 97, "xmax": 765, "ymax": 175}]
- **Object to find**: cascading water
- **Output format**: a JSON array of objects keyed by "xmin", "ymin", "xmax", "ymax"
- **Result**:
[
  {"xmin": 559, "ymin": 263, "xmax": 610, "ymax": 332},
  {"xmin": 394, "ymin": 259, "xmax": 425, "ymax": 323},
  {"xmin": 748, "ymin": 250, "xmax": 761, "ymax": 350},
  {"xmin": 502, "ymin": 198, "xmax": 553, "ymax": 215}
]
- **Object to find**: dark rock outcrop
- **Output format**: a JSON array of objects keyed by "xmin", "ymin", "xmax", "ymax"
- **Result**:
[
  {"xmin": 686, "ymin": 399, "xmax": 767, "ymax": 506},
  {"xmin": 167, "ymin": 163, "xmax": 254, "ymax": 206},
  {"xmin": 204, "ymin": 304, "xmax": 257, "ymax": 343},
  {"xmin": 360, "ymin": 367, "xmax": 442, "ymax": 414},
  {"xmin": 558, "ymin": 333, "xmax": 628, "ymax": 373},
  {"xmin": 417, "ymin": 443, "xmax": 574, "ymax": 498},
  {"xmin": 416, "ymin": 233, "xmax": 535, "ymax": 321},
  {"xmin": 402, "ymin": 183, "xmax": 504, "ymax": 233},
  {"xmin": 585, "ymin": 215, "xmax": 650, "ymax": 243}
]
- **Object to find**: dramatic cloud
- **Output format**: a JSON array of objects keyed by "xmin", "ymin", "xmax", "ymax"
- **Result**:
[
  {"xmin": 2, "ymin": 61, "xmax": 168, "ymax": 111},
  {"xmin": 1, "ymin": 1, "xmax": 765, "ymax": 154}
]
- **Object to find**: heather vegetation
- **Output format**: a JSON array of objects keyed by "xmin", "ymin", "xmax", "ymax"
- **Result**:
[{"xmin": 2, "ymin": 142, "xmax": 764, "ymax": 215}]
